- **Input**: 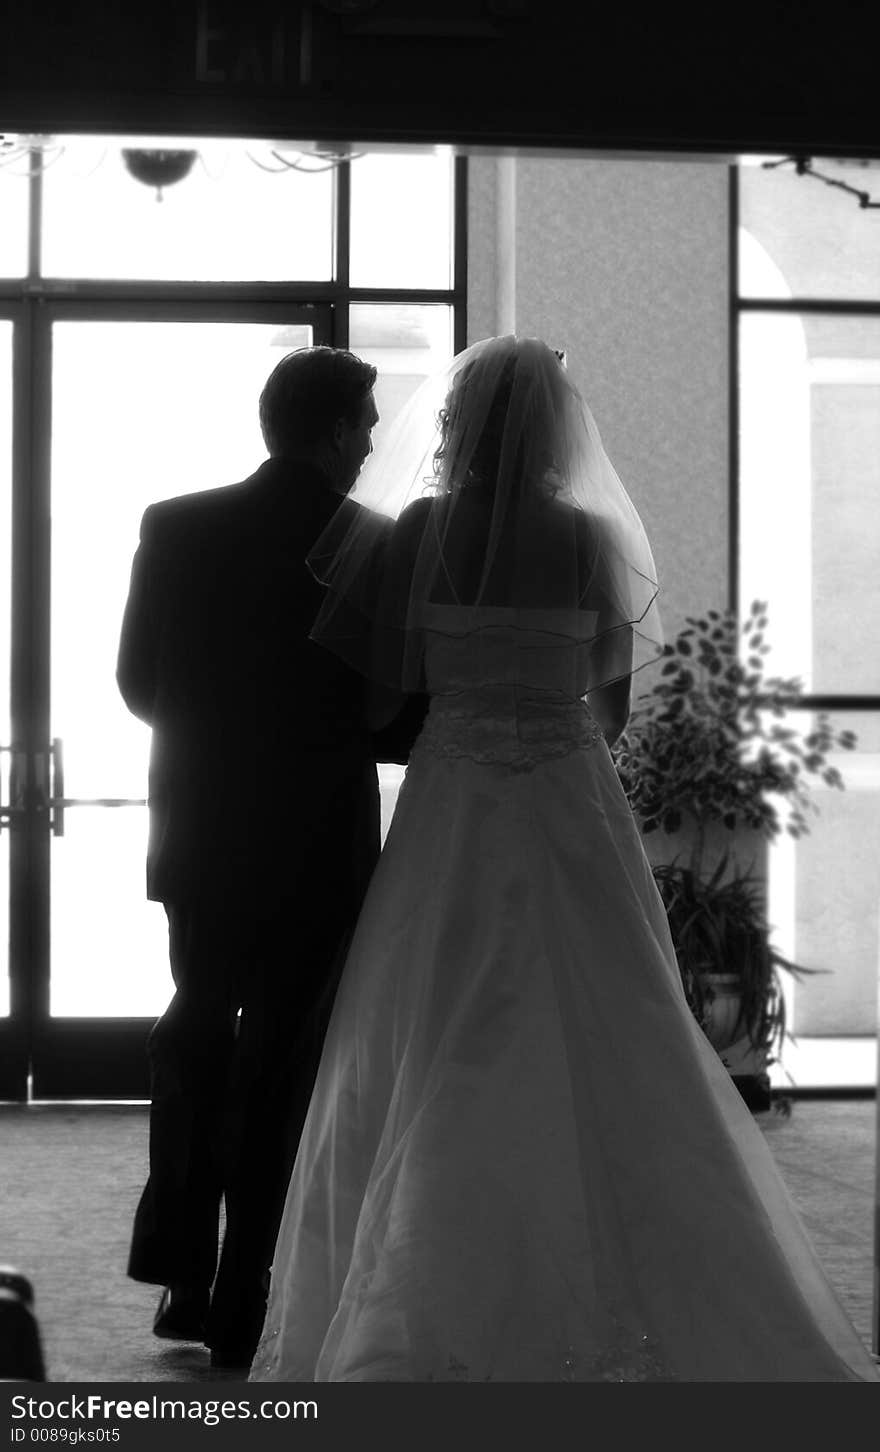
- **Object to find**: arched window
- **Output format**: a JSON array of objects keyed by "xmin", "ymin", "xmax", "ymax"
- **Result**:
[{"xmin": 734, "ymin": 160, "xmax": 880, "ymax": 1088}]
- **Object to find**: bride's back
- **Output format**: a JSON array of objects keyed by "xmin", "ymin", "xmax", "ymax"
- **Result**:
[
  {"xmin": 423, "ymin": 488, "xmax": 596, "ymax": 611},
  {"xmin": 416, "ymin": 490, "xmax": 601, "ymax": 702}
]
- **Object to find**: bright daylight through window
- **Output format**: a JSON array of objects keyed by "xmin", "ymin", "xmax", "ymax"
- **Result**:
[
  {"xmin": 737, "ymin": 156, "xmax": 880, "ymax": 1084},
  {"xmin": 0, "ymin": 134, "xmax": 462, "ymax": 1018}
]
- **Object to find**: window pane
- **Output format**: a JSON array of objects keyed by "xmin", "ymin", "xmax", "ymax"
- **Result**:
[
  {"xmin": 0, "ymin": 321, "xmax": 11, "ymax": 751},
  {"xmin": 739, "ymin": 312, "xmax": 880, "ymax": 693},
  {"xmin": 350, "ymin": 151, "xmax": 453, "ymax": 289},
  {"xmin": 766, "ymin": 712, "xmax": 880, "ymax": 1039},
  {"xmin": 51, "ymin": 808, "xmax": 170, "ymax": 1017},
  {"xmin": 739, "ymin": 161, "xmax": 880, "ymax": 299},
  {"xmin": 350, "ymin": 303, "xmax": 453, "ymax": 430},
  {"xmin": 50, "ymin": 319, "xmax": 312, "ymax": 1016},
  {"xmin": 0, "ymin": 152, "xmax": 28, "ymax": 277},
  {"xmin": 51, "ymin": 319, "xmax": 311, "ymax": 801},
  {"xmin": 41, "ymin": 137, "xmax": 333, "ymax": 282},
  {"xmin": 0, "ymin": 322, "xmax": 10, "ymax": 1016}
]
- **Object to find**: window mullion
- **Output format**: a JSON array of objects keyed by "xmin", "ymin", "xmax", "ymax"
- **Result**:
[
  {"xmin": 27, "ymin": 146, "xmax": 43, "ymax": 284},
  {"xmin": 333, "ymin": 160, "xmax": 351, "ymax": 348}
]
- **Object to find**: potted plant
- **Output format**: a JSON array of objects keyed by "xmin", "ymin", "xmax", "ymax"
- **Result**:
[{"xmin": 613, "ymin": 600, "xmax": 857, "ymax": 1109}]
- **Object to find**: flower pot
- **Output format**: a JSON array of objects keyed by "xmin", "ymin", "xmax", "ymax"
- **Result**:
[{"xmin": 701, "ymin": 972, "xmax": 746, "ymax": 1051}]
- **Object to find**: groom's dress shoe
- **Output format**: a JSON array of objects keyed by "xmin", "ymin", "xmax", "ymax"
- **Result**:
[
  {"xmin": 206, "ymin": 1313, "xmax": 264, "ymax": 1371},
  {"xmin": 205, "ymin": 1279, "xmax": 267, "ymax": 1371},
  {"xmin": 152, "ymin": 1284, "xmax": 210, "ymax": 1341},
  {"xmin": 209, "ymin": 1339, "xmax": 259, "ymax": 1371}
]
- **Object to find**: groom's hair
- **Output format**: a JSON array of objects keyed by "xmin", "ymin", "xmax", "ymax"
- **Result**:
[{"xmin": 259, "ymin": 347, "xmax": 378, "ymax": 458}]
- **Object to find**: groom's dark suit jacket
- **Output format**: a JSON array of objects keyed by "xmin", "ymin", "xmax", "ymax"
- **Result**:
[{"xmin": 117, "ymin": 455, "xmax": 423, "ymax": 906}]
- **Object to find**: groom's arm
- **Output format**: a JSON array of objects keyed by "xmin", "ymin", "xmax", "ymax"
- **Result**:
[
  {"xmin": 366, "ymin": 496, "xmax": 431, "ymax": 757},
  {"xmin": 117, "ymin": 505, "xmax": 162, "ymax": 724}
]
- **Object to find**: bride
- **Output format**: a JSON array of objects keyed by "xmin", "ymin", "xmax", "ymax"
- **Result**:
[{"xmin": 250, "ymin": 335, "xmax": 878, "ymax": 1382}]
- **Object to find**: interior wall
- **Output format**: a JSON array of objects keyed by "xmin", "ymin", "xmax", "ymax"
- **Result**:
[
  {"xmin": 467, "ymin": 156, "xmax": 877, "ymax": 1046},
  {"xmin": 467, "ymin": 153, "xmax": 731, "ymax": 663}
]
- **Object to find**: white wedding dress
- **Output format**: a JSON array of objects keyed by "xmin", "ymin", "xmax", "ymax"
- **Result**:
[{"xmin": 250, "ymin": 608, "xmax": 878, "ymax": 1383}]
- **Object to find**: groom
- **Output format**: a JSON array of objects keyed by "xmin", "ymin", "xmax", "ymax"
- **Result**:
[{"xmin": 118, "ymin": 346, "xmax": 424, "ymax": 1369}]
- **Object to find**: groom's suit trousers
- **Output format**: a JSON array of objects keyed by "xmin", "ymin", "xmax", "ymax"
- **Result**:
[{"xmin": 126, "ymin": 750, "xmax": 380, "ymax": 1346}]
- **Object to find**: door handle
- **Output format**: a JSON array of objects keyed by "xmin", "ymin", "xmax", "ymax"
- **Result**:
[
  {"xmin": 1, "ymin": 741, "xmax": 147, "ymax": 836},
  {"xmin": 50, "ymin": 737, "xmax": 64, "ymax": 838},
  {"xmin": 0, "ymin": 745, "xmax": 30, "ymax": 832},
  {"xmin": 0, "ymin": 745, "xmax": 7, "ymax": 832},
  {"xmin": 47, "ymin": 738, "xmax": 146, "ymax": 837}
]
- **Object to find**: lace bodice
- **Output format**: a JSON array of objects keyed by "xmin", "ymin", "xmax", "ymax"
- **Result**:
[
  {"xmin": 415, "ymin": 606, "xmax": 605, "ymax": 770},
  {"xmin": 415, "ymin": 689, "xmax": 604, "ymax": 771}
]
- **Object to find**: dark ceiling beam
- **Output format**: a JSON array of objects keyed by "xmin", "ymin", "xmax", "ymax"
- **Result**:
[{"xmin": 1, "ymin": 1, "xmax": 878, "ymax": 157}]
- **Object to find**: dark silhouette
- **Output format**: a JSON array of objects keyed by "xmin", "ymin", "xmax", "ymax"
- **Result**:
[
  {"xmin": 118, "ymin": 346, "xmax": 426, "ymax": 1370},
  {"xmin": 0, "ymin": 1266, "xmax": 45, "ymax": 1380}
]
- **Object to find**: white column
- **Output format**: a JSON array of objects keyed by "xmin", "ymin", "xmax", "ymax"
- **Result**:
[{"xmin": 495, "ymin": 155, "xmax": 517, "ymax": 335}]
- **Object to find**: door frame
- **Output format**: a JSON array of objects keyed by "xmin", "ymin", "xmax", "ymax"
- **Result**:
[
  {"xmin": 0, "ymin": 146, "xmax": 467, "ymax": 1098},
  {"xmin": 2, "ymin": 297, "xmax": 333, "ymax": 1099}
]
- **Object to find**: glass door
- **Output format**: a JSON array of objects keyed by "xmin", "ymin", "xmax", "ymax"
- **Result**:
[
  {"xmin": 0, "ymin": 318, "xmax": 16, "ymax": 1095},
  {"xmin": 0, "ymin": 133, "xmax": 463, "ymax": 1099},
  {"xmin": 28, "ymin": 307, "xmax": 329, "ymax": 1097}
]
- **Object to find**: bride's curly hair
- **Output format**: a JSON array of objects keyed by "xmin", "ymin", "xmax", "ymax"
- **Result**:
[{"xmin": 428, "ymin": 342, "xmax": 564, "ymax": 500}]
